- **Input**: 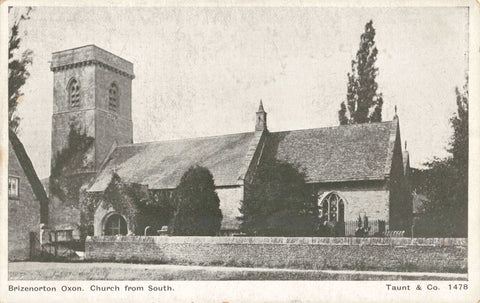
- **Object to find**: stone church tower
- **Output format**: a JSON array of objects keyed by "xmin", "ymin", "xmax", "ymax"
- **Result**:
[{"xmin": 49, "ymin": 45, "xmax": 134, "ymax": 233}]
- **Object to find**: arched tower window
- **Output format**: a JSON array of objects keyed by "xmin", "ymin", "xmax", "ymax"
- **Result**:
[
  {"xmin": 68, "ymin": 79, "xmax": 80, "ymax": 108},
  {"xmin": 104, "ymin": 214, "xmax": 127, "ymax": 236},
  {"xmin": 108, "ymin": 82, "xmax": 119, "ymax": 111},
  {"xmin": 319, "ymin": 192, "xmax": 345, "ymax": 222}
]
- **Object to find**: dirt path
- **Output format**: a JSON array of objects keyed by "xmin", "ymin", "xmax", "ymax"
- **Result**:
[{"xmin": 9, "ymin": 262, "xmax": 467, "ymax": 280}]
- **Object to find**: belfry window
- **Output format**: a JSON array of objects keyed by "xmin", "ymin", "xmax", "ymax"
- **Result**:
[
  {"xmin": 104, "ymin": 214, "xmax": 127, "ymax": 236},
  {"xmin": 68, "ymin": 79, "xmax": 80, "ymax": 108},
  {"xmin": 319, "ymin": 192, "xmax": 345, "ymax": 222},
  {"xmin": 108, "ymin": 83, "xmax": 118, "ymax": 111}
]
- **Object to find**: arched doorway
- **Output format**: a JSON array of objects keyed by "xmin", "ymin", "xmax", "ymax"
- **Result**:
[
  {"xmin": 104, "ymin": 214, "xmax": 128, "ymax": 236},
  {"xmin": 319, "ymin": 192, "xmax": 345, "ymax": 223}
]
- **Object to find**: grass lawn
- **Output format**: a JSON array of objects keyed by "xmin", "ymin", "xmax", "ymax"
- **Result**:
[{"xmin": 8, "ymin": 262, "xmax": 467, "ymax": 280}]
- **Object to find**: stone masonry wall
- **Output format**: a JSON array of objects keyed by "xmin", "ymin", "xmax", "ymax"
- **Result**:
[
  {"xmin": 94, "ymin": 65, "xmax": 133, "ymax": 168},
  {"xmin": 8, "ymin": 141, "xmax": 41, "ymax": 260},
  {"xmin": 51, "ymin": 65, "xmax": 97, "ymax": 163},
  {"xmin": 48, "ymin": 172, "xmax": 96, "ymax": 238},
  {"xmin": 51, "ymin": 45, "xmax": 134, "ymax": 75},
  {"xmin": 315, "ymin": 181, "xmax": 389, "ymax": 224},
  {"xmin": 216, "ymin": 187, "xmax": 243, "ymax": 231},
  {"xmin": 86, "ymin": 236, "xmax": 467, "ymax": 273}
]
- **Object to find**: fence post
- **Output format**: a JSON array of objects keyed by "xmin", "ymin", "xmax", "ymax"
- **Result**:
[{"xmin": 54, "ymin": 231, "xmax": 58, "ymax": 257}]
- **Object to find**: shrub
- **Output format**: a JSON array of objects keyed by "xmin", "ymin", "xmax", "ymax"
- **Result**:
[
  {"xmin": 169, "ymin": 166, "xmax": 222, "ymax": 236},
  {"xmin": 239, "ymin": 158, "xmax": 319, "ymax": 236}
]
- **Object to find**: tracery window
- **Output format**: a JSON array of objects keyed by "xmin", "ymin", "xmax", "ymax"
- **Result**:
[
  {"xmin": 319, "ymin": 192, "xmax": 345, "ymax": 222},
  {"xmin": 68, "ymin": 79, "xmax": 80, "ymax": 108},
  {"xmin": 104, "ymin": 214, "xmax": 127, "ymax": 236},
  {"xmin": 108, "ymin": 83, "xmax": 118, "ymax": 111}
]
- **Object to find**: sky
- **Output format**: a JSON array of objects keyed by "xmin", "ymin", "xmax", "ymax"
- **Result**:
[{"xmin": 10, "ymin": 6, "xmax": 469, "ymax": 179}]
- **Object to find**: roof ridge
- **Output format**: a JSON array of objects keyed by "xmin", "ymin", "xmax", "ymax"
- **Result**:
[
  {"xmin": 116, "ymin": 131, "xmax": 255, "ymax": 148},
  {"xmin": 270, "ymin": 120, "xmax": 394, "ymax": 135},
  {"xmin": 116, "ymin": 121, "xmax": 394, "ymax": 148}
]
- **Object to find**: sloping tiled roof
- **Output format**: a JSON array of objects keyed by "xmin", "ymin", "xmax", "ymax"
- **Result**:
[
  {"xmin": 89, "ymin": 132, "xmax": 256, "ymax": 191},
  {"xmin": 9, "ymin": 129, "xmax": 49, "ymax": 224},
  {"xmin": 266, "ymin": 121, "xmax": 397, "ymax": 182},
  {"xmin": 89, "ymin": 120, "xmax": 397, "ymax": 191}
]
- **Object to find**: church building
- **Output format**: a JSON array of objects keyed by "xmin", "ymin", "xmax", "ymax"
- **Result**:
[{"xmin": 48, "ymin": 45, "xmax": 412, "ymax": 238}]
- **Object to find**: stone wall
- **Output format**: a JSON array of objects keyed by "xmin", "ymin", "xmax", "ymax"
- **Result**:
[
  {"xmin": 86, "ymin": 236, "xmax": 467, "ymax": 273},
  {"xmin": 51, "ymin": 66, "xmax": 97, "ymax": 164},
  {"xmin": 8, "ymin": 141, "xmax": 42, "ymax": 260},
  {"xmin": 216, "ymin": 186, "xmax": 243, "ymax": 231},
  {"xmin": 315, "ymin": 181, "xmax": 389, "ymax": 225},
  {"xmin": 94, "ymin": 66, "xmax": 133, "ymax": 168},
  {"xmin": 51, "ymin": 45, "xmax": 134, "ymax": 76},
  {"xmin": 48, "ymin": 172, "xmax": 96, "ymax": 238}
]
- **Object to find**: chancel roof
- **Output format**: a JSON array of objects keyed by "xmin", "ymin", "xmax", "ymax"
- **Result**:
[{"xmin": 267, "ymin": 120, "xmax": 397, "ymax": 183}]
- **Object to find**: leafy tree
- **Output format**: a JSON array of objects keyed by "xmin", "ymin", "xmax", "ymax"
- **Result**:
[
  {"xmin": 102, "ymin": 173, "xmax": 141, "ymax": 227},
  {"xmin": 449, "ymin": 77, "xmax": 468, "ymax": 168},
  {"xmin": 8, "ymin": 7, "xmax": 33, "ymax": 132},
  {"xmin": 136, "ymin": 190, "xmax": 175, "ymax": 235},
  {"xmin": 339, "ymin": 20, "xmax": 383, "ymax": 125},
  {"xmin": 240, "ymin": 159, "xmax": 319, "ymax": 236},
  {"xmin": 419, "ymin": 77, "xmax": 468, "ymax": 237},
  {"xmin": 96, "ymin": 174, "xmax": 175, "ymax": 236},
  {"xmin": 170, "ymin": 166, "xmax": 222, "ymax": 236}
]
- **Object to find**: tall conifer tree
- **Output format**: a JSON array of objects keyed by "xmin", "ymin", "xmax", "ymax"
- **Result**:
[
  {"xmin": 239, "ymin": 159, "xmax": 318, "ymax": 236},
  {"xmin": 339, "ymin": 20, "xmax": 383, "ymax": 125},
  {"xmin": 170, "ymin": 166, "xmax": 222, "ymax": 236},
  {"xmin": 416, "ymin": 77, "xmax": 468, "ymax": 237}
]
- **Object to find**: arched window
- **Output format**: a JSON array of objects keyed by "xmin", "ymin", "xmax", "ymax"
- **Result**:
[
  {"xmin": 104, "ymin": 214, "xmax": 127, "ymax": 236},
  {"xmin": 319, "ymin": 192, "xmax": 345, "ymax": 222},
  {"xmin": 108, "ymin": 83, "xmax": 118, "ymax": 111},
  {"xmin": 68, "ymin": 79, "xmax": 80, "ymax": 107}
]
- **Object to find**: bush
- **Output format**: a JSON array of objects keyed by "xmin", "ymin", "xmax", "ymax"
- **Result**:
[
  {"xmin": 169, "ymin": 166, "xmax": 222, "ymax": 236},
  {"xmin": 239, "ymin": 159, "xmax": 319, "ymax": 236}
]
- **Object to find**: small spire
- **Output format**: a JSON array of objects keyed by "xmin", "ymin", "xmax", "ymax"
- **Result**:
[
  {"xmin": 255, "ymin": 100, "xmax": 267, "ymax": 131},
  {"xmin": 393, "ymin": 105, "xmax": 399, "ymax": 120},
  {"xmin": 258, "ymin": 99, "xmax": 265, "ymax": 112},
  {"xmin": 405, "ymin": 140, "xmax": 407, "ymax": 150}
]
